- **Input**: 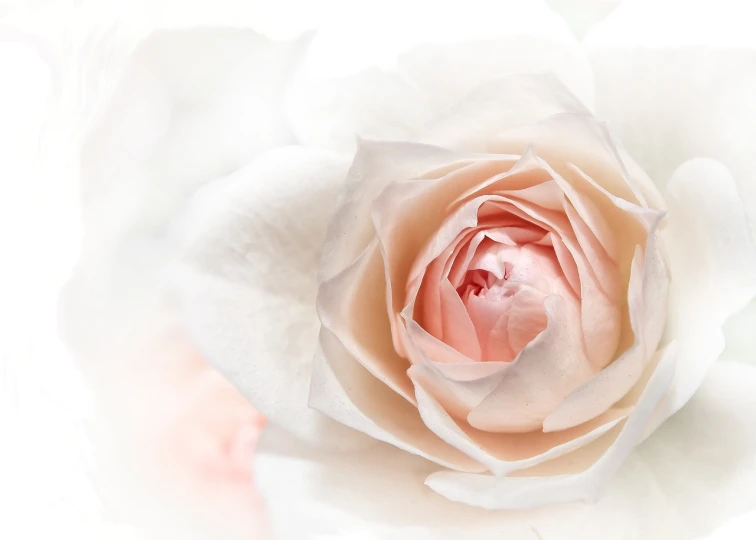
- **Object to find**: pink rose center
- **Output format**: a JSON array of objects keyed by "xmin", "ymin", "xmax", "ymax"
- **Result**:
[
  {"xmin": 450, "ymin": 226, "xmax": 571, "ymax": 362},
  {"xmin": 411, "ymin": 195, "xmax": 586, "ymax": 365}
]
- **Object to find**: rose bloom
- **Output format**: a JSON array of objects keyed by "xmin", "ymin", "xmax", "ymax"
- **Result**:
[
  {"xmin": 65, "ymin": 0, "xmax": 756, "ymax": 539},
  {"xmin": 311, "ymin": 85, "xmax": 673, "ymax": 507}
]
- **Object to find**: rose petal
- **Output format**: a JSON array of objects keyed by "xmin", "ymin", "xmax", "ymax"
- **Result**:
[
  {"xmin": 544, "ymin": 222, "xmax": 667, "ymax": 432},
  {"xmin": 318, "ymin": 242, "xmax": 418, "ymax": 403},
  {"xmin": 310, "ymin": 327, "xmax": 484, "ymax": 473},
  {"xmin": 646, "ymin": 158, "xmax": 756, "ymax": 434},
  {"xmin": 257, "ymin": 361, "xmax": 756, "ymax": 538},
  {"xmin": 483, "ymin": 194, "xmax": 623, "ymax": 372},
  {"xmin": 420, "ymin": 73, "xmax": 591, "ymax": 151},
  {"xmin": 406, "ymin": 361, "xmax": 509, "ymax": 419},
  {"xmin": 467, "ymin": 295, "xmax": 595, "ymax": 432},
  {"xmin": 491, "ymin": 113, "xmax": 666, "ymax": 211},
  {"xmin": 254, "ymin": 424, "xmax": 538, "ymax": 540},
  {"xmin": 427, "ymin": 342, "xmax": 677, "ymax": 509},
  {"xmin": 438, "ymin": 279, "xmax": 482, "ymax": 360},
  {"xmin": 174, "ymin": 146, "xmax": 371, "ymax": 449},
  {"xmin": 413, "ymin": 376, "xmax": 629, "ymax": 477},
  {"xmin": 320, "ymin": 139, "xmax": 465, "ymax": 283}
]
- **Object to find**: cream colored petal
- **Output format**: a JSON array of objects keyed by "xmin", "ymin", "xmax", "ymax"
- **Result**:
[
  {"xmin": 646, "ymin": 158, "xmax": 756, "ymax": 435},
  {"xmin": 544, "ymin": 222, "xmax": 668, "ymax": 432},
  {"xmin": 467, "ymin": 295, "xmax": 595, "ymax": 432},
  {"xmin": 310, "ymin": 327, "xmax": 484, "ymax": 473},
  {"xmin": 318, "ymin": 242, "xmax": 416, "ymax": 403},
  {"xmin": 256, "ymin": 360, "xmax": 756, "ymax": 537},
  {"xmin": 319, "ymin": 139, "xmax": 464, "ymax": 283},
  {"xmin": 174, "ymin": 146, "xmax": 369, "ymax": 450},
  {"xmin": 492, "ymin": 113, "xmax": 666, "ymax": 211},
  {"xmin": 407, "ymin": 362, "xmax": 508, "ymax": 420},
  {"xmin": 414, "ymin": 378, "xmax": 629, "ymax": 477},
  {"xmin": 562, "ymin": 163, "xmax": 663, "ymax": 286},
  {"xmin": 426, "ymin": 342, "xmax": 677, "ymax": 509},
  {"xmin": 255, "ymin": 425, "xmax": 540, "ymax": 540},
  {"xmin": 542, "ymin": 233, "xmax": 580, "ymax": 295},
  {"xmin": 421, "ymin": 73, "xmax": 591, "ymax": 151},
  {"xmin": 404, "ymin": 318, "xmax": 478, "ymax": 365}
]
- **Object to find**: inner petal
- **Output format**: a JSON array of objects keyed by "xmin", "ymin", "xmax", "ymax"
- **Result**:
[{"xmin": 416, "ymin": 210, "xmax": 574, "ymax": 363}]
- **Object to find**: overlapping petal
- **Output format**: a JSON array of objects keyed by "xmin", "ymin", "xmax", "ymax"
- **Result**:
[
  {"xmin": 174, "ymin": 146, "xmax": 373, "ymax": 450},
  {"xmin": 256, "ymin": 361, "xmax": 756, "ymax": 539}
]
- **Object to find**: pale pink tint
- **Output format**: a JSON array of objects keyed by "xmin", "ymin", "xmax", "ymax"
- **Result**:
[
  {"xmin": 97, "ymin": 329, "xmax": 270, "ymax": 539},
  {"xmin": 314, "ymin": 128, "xmax": 670, "ymax": 481}
]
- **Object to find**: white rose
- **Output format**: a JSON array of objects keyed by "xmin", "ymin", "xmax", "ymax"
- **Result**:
[{"xmin": 63, "ymin": 1, "xmax": 756, "ymax": 539}]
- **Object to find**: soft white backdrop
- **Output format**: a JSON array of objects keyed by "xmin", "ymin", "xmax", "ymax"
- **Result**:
[{"xmin": 2, "ymin": 1, "xmax": 755, "ymax": 538}]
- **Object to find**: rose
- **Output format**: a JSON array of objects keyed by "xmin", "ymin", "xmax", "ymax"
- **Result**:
[
  {"xmin": 310, "ymin": 73, "xmax": 674, "ymax": 509},
  {"xmin": 61, "ymin": 0, "xmax": 756, "ymax": 538},
  {"xmin": 173, "ymin": 1, "xmax": 756, "ymax": 537}
]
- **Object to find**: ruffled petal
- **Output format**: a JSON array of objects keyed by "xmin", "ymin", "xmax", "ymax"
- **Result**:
[
  {"xmin": 318, "ymin": 242, "xmax": 416, "ymax": 402},
  {"xmin": 427, "ymin": 342, "xmax": 677, "ymax": 509},
  {"xmin": 467, "ymin": 296, "xmax": 595, "ymax": 432},
  {"xmin": 647, "ymin": 158, "xmax": 756, "ymax": 434},
  {"xmin": 173, "ymin": 146, "xmax": 370, "ymax": 449},
  {"xmin": 492, "ymin": 113, "xmax": 666, "ymax": 211},
  {"xmin": 420, "ymin": 73, "xmax": 591, "ymax": 150},
  {"xmin": 257, "ymin": 361, "xmax": 756, "ymax": 538},
  {"xmin": 544, "ymin": 224, "xmax": 667, "ymax": 432},
  {"xmin": 320, "ymin": 139, "xmax": 463, "ymax": 282},
  {"xmin": 310, "ymin": 327, "xmax": 484, "ymax": 472}
]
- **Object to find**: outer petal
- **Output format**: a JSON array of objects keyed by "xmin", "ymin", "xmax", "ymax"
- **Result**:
[
  {"xmin": 426, "ymin": 342, "xmax": 676, "ymax": 509},
  {"xmin": 419, "ymin": 73, "xmax": 590, "ymax": 151},
  {"xmin": 285, "ymin": 0, "xmax": 593, "ymax": 151},
  {"xmin": 579, "ymin": 0, "xmax": 756, "ymax": 378},
  {"xmin": 319, "ymin": 139, "xmax": 463, "ymax": 282},
  {"xmin": 412, "ymin": 373, "xmax": 629, "ymax": 478},
  {"xmin": 647, "ymin": 158, "xmax": 756, "ymax": 433},
  {"xmin": 491, "ymin": 112, "xmax": 666, "ymax": 211},
  {"xmin": 256, "ymin": 361, "xmax": 756, "ymax": 539},
  {"xmin": 310, "ymin": 327, "xmax": 485, "ymax": 473},
  {"xmin": 174, "ymin": 146, "xmax": 371, "ymax": 450}
]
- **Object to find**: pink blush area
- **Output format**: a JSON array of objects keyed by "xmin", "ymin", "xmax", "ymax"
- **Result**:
[
  {"xmin": 93, "ymin": 329, "xmax": 270, "ymax": 539},
  {"xmin": 413, "ymin": 219, "xmax": 569, "ymax": 363}
]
